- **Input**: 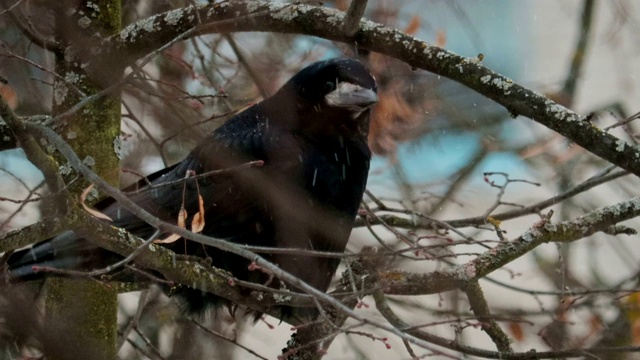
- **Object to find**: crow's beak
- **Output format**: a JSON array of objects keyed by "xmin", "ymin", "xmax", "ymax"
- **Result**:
[{"xmin": 325, "ymin": 82, "xmax": 378, "ymax": 110}]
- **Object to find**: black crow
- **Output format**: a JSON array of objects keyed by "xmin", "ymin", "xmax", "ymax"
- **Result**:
[{"xmin": 5, "ymin": 58, "xmax": 377, "ymax": 321}]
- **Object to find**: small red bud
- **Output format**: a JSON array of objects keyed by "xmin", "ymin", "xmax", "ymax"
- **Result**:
[{"xmin": 189, "ymin": 100, "xmax": 203, "ymax": 110}]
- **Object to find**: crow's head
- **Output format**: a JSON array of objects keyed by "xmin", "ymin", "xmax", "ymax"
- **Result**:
[
  {"xmin": 270, "ymin": 58, "xmax": 378, "ymax": 138},
  {"xmin": 291, "ymin": 58, "xmax": 377, "ymax": 112}
]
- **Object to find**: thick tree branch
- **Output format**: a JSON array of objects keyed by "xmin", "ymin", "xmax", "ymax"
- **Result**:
[
  {"xmin": 93, "ymin": 1, "xmax": 640, "ymax": 178},
  {"xmin": 69, "ymin": 209, "xmax": 285, "ymax": 312},
  {"xmin": 0, "ymin": 216, "xmax": 72, "ymax": 253},
  {"xmin": 381, "ymin": 197, "xmax": 640, "ymax": 296},
  {"xmin": 374, "ymin": 290, "xmax": 640, "ymax": 359}
]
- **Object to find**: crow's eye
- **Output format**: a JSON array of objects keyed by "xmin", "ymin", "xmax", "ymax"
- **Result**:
[{"xmin": 324, "ymin": 81, "xmax": 336, "ymax": 93}]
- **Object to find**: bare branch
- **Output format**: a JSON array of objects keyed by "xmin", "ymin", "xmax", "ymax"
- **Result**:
[
  {"xmin": 0, "ymin": 94, "xmax": 67, "ymax": 211},
  {"xmin": 381, "ymin": 197, "xmax": 640, "ymax": 296},
  {"xmin": 463, "ymin": 281, "xmax": 512, "ymax": 353},
  {"xmin": 374, "ymin": 290, "xmax": 640, "ymax": 359},
  {"xmin": 356, "ymin": 167, "xmax": 629, "ymax": 230},
  {"xmin": 223, "ymin": 33, "xmax": 271, "ymax": 98},
  {"xmin": 95, "ymin": 1, "xmax": 640, "ymax": 177},
  {"xmin": 342, "ymin": 0, "xmax": 368, "ymax": 37},
  {"xmin": 562, "ymin": 0, "xmax": 596, "ymax": 100}
]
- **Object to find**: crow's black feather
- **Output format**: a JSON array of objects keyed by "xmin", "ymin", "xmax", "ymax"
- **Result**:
[{"xmin": 5, "ymin": 58, "xmax": 377, "ymax": 322}]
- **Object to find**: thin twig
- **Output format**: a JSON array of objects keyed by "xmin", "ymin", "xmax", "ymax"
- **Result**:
[
  {"xmin": 117, "ymin": 290, "xmax": 149, "ymax": 350},
  {"xmin": 562, "ymin": 0, "xmax": 596, "ymax": 100},
  {"xmin": 190, "ymin": 317, "xmax": 269, "ymax": 360},
  {"xmin": 463, "ymin": 281, "xmax": 512, "ymax": 353},
  {"xmin": 224, "ymin": 33, "xmax": 270, "ymax": 98}
]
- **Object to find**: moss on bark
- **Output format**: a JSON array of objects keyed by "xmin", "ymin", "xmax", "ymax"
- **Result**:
[{"xmin": 44, "ymin": 1, "xmax": 122, "ymax": 359}]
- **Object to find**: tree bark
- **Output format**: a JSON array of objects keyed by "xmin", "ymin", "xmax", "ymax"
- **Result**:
[{"xmin": 43, "ymin": 1, "xmax": 122, "ymax": 359}]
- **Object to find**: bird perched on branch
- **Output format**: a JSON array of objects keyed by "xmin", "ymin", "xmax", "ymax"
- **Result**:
[{"xmin": 5, "ymin": 58, "xmax": 378, "ymax": 322}]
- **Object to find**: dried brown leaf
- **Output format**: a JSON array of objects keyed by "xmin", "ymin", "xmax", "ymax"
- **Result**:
[
  {"xmin": 177, "ymin": 206, "xmax": 187, "ymax": 229},
  {"xmin": 154, "ymin": 206, "xmax": 187, "ymax": 244},
  {"xmin": 191, "ymin": 194, "xmax": 205, "ymax": 233},
  {"xmin": 368, "ymin": 85, "xmax": 421, "ymax": 155},
  {"xmin": 404, "ymin": 16, "xmax": 420, "ymax": 35},
  {"xmin": 508, "ymin": 322, "xmax": 525, "ymax": 342},
  {"xmin": 154, "ymin": 233, "xmax": 181, "ymax": 244},
  {"xmin": 0, "ymin": 82, "xmax": 18, "ymax": 110}
]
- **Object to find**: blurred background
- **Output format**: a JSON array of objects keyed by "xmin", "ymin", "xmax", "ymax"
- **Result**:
[{"xmin": 2, "ymin": 0, "xmax": 640, "ymax": 358}]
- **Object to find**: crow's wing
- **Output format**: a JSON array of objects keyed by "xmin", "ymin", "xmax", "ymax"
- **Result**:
[{"xmin": 8, "ymin": 104, "xmax": 288, "ymax": 279}]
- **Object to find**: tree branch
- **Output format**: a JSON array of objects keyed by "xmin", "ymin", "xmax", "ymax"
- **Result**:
[
  {"xmin": 381, "ymin": 197, "xmax": 640, "ymax": 296},
  {"xmin": 374, "ymin": 289, "xmax": 640, "ymax": 359},
  {"xmin": 342, "ymin": 0, "xmax": 368, "ymax": 37},
  {"xmin": 463, "ymin": 281, "xmax": 512, "ymax": 353},
  {"xmin": 356, "ymin": 167, "xmax": 629, "ymax": 230},
  {"xmin": 562, "ymin": 0, "xmax": 596, "ymax": 99},
  {"xmin": 0, "ymin": 94, "xmax": 67, "ymax": 211},
  {"xmin": 94, "ymin": 1, "xmax": 640, "ymax": 177},
  {"xmin": 0, "ymin": 216, "xmax": 72, "ymax": 253}
]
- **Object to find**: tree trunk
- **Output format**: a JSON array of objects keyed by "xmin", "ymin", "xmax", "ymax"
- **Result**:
[{"xmin": 44, "ymin": 1, "xmax": 122, "ymax": 359}]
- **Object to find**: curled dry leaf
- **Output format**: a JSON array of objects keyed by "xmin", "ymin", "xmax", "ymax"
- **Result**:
[
  {"xmin": 155, "ymin": 170, "xmax": 205, "ymax": 243},
  {"xmin": 154, "ymin": 206, "xmax": 187, "ymax": 244},
  {"xmin": 154, "ymin": 233, "xmax": 181, "ymax": 244},
  {"xmin": 191, "ymin": 194, "xmax": 205, "ymax": 233},
  {"xmin": 177, "ymin": 206, "xmax": 187, "ymax": 229},
  {"xmin": 80, "ymin": 184, "xmax": 113, "ymax": 221}
]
